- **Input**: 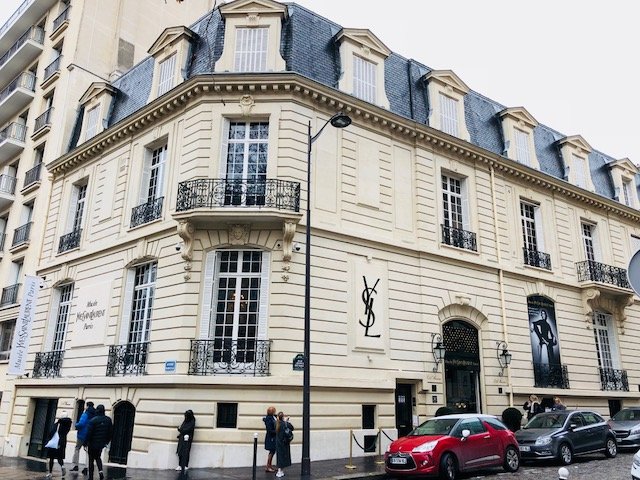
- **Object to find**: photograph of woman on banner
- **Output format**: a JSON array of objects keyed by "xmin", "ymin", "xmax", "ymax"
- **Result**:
[{"xmin": 530, "ymin": 308, "xmax": 559, "ymax": 365}]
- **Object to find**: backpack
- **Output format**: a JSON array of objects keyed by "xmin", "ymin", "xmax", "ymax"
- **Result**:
[{"xmin": 283, "ymin": 422, "xmax": 294, "ymax": 444}]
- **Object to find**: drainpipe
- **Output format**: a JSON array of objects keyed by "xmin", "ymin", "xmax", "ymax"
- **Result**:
[{"xmin": 490, "ymin": 164, "xmax": 513, "ymax": 407}]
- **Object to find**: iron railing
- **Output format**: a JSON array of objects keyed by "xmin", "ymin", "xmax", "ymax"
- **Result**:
[
  {"xmin": 0, "ymin": 233, "xmax": 5, "ymax": 252},
  {"xmin": 576, "ymin": 260, "xmax": 630, "ymax": 289},
  {"xmin": 106, "ymin": 342, "xmax": 149, "ymax": 376},
  {"xmin": 441, "ymin": 224, "xmax": 477, "ymax": 251},
  {"xmin": 188, "ymin": 339, "xmax": 271, "ymax": 376},
  {"xmin": 23, "ymin": 163, "xmax": 42, "ymax": 188},
  {"xmin": 43, "ymin": 54, "xmax": 62, "ymax": 81},
  {"xmin": 130, "ymin": 197, "xmax": 164, "ymax": 228},
  {"xmin": 58, "ymin": 228, "xmax": 82, "ymax": 253},
  {"xmin": 12, "ymin": 221, "xmax": 32, "ymax": 246},
  {"xmin": 33, "ymin": 350, "xmax": 64, "ymax": 378},
  {"xmin": 0, "ymin": 122, "xmax": 27, "ymax": 143},
  {"xmin": 523, "ymin": 247, "xmax": 552, "ymax": 270},
  {"xmin": 0, "ymin": 71, "xmax": 36, "ymax": 104},
  {"xmin": 52, "ymin": 6, "xmax": 70, "ymax": 32},
  {"xmin": 0, "ymin": 283, "xmax": 20, "ymax": 307},
  {"xmin": 599, "ymin": 367, "xmax": 629, "ymax": 391},
  {"xmin": 34, "ymin": 107, "xmax": 53, "ymax": 132},
  {"xmin": 176, "ymin": 178, "xmax": 300, "ymax": 212},
  {"xmin": 533, "ymin": 362, "xmax": 569, "ymax": 389},
  {"xmin": 0, "ymin": 25, "xmax": 45, "ymax": 69},
  {"xmin": 0, "ymin": 174, "xmax": 17, "ymax": 195}
]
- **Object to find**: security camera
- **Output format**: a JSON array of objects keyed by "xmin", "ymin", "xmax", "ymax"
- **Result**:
[
  {"xmin": 175, "ymin": 242, "xmax": 183, "ymax": 252},
  {"xmin": 293, "ymin": 243, "xmax": 301, "ymax": 252}
]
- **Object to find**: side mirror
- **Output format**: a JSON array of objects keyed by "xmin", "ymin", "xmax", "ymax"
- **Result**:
[
  {"xmin": 569, "ymin": 423, "xmax": 577, "ymax": 431},
  {"xmin": 461, "ymin": 429, "xmax": 471, "ymax": 440}
]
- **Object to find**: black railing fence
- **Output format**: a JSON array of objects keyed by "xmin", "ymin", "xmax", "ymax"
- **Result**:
[{"xmin": 188, "ymin": 339, "xmax": 270, "ymax": 376}]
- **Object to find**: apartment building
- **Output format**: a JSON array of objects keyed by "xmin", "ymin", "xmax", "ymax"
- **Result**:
[{"xmin": 1, "ymin": 0, "xmax": 639, "ymax": 470}]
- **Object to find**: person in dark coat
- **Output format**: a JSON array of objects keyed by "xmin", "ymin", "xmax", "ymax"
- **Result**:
[
  {"xmin": 176, "ymin": 409, "xmax": 196, "ymax": 473},
  {"xmin": 84, "ymin": 404, "xmax": 113, "ymax": 480},
  {"xmin": 263, "ymin": 406, "xmax": 277, "ymax": 472},
  {"xmin": 275, "ymin": 411, "xmax": 293, "ymax": 478},
  {"xmin": 45, "ymin": 410, "xmax": 73, "ymax": 479},
  {"xmin": 71, "ymin": 401, "xmax": 95, "ymax": 473}
]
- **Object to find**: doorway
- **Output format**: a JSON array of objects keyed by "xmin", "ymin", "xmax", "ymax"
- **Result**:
[
  {"xmin": 395, "ymin": 383, "xmax": 414, "ymax": 437},
  {"xmin": 443, "ymin": 320, "xmax": 481, "ymax": 413},
  {"xmin": 109, "ymin": 401, "xmax": 136, "ymax": 464},
  {"xmin": 28, "ymin": 398, "xmax": 58, "ymax": 458}
]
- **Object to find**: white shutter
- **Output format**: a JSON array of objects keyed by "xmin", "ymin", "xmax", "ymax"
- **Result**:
[
  {"xmin": 84, "ymin": 106, "xmax": 99, "ymax": 140},
  {"xmin": 219, "ymin": 118, "xmax": 231, "ymax": 177},
  {"xmin": 44, "ymin": 288, "xmax": 63, "ymax": 351},
  {"xmin": 573, "ymin": 155, "xmax": 586, "ymax": 188},
  {"xmin": 460, "ymin": 178, "xmax": 470, "ymax": 231},
  {"xmin": 257, "ymin": 251, "xmax": 270, "ymax": 340},
  {"xmin": 199, "ymin": 250, "xmax": 217, "ymax": 339},
  {"xmin": 119, "ymin": 269, "xmax": 136, "ymax": 345},
  {"xmin": 533, "ymin": 205, "xmax": 545, "ymax": 251},
  {"xmin": 139, "ymin": 151, "xmax": 153, "ymax": 204},
  {"xmin": 440, "ymin": 93, "xmax": 458, "ymax": 136},
  {"xmin": 157, "ymin": 54, "xmax": 176, "ymax": 96},
  {"xmin": 234, "ymin": 28, "xmax": 268, "ymax": 72},
  {"xmin": 514, "ymin": 129, "xmax": 531, "ymax": 166},
  {"xmin": 65, "ymin": 185, "xmax": 80, "ymax": 233},
  {"xmin": 156, "ymin": 145, "xmax": 167, "ymax": 198},
  {"xmin": 592, "ymin": 224, "xmax": 602, "ymax": 262}
]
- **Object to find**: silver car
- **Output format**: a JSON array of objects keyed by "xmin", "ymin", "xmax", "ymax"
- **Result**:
[{"xmin": 608, "ymin": 408, "xmax": 640, "ymax": 449}]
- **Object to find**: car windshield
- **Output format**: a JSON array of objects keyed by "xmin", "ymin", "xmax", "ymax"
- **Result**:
[
  {"xmin": 612, "ymin": 409, "xmax": 640, "ymax": 421},
  {"xmin": 524, "ymin": 413, "xmax": 568, "ymax": 429},
  {"xmin": 410, "ymin": 418, "xmax": 460, "ymax": 436}
]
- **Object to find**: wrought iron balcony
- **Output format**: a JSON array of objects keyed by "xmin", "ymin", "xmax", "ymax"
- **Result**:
[
  {"xmin": 0, "ymin": 71, "xmax": 36, "ymax": 104},
  {"xmin": 33, "ymin": 350, "xmax": 64, "ymax": 378},
  {"xmin": 23, "ymin": 162, "xmax": 42, "ymax": 188},
  {"xmin": 599, "ymin": 367, "xmax": 629, "ymax": 391},
  {"xmin": 106, "ymin": 342, "xmax": 149, "ymax": 376},
  {"xmin": 0, "ymin": 174, "xmax": 17, "ymax": 195},
  {"xmin": 176, "ymin": 178, "xmax": 300, "ymax": 212},
  {"xmin": 58, "ymin": 228, "xmax": 82, "ymax": 253},
  {"xmin": 188, "ymin": 339, "xmax": 271, "ymax": 376},
  {"xmin": 34, "ymin": 107, "xmax": 53, "ymax": 132},
  {"xmin": 0, "ymin": 233, "xmax": 5, "ymax": 252},
  {"xmin": 52, "ymin": 6, "xmax": 70, "ymax": 32},
  {"xmin": 441, "ymin": 224, "xmax": 477, "ymax": 251},
  {"xmin": 0, "ymin": 26, "xmax": 45, "ymax": 69},
  {"xmin": 43, "ymin": 55, "xmax": 62, "ymax": 82},
  {"xmin": 0, "ymin": 121, "xmax": 27, "ymax": 143},
  {"xmin": 523, "ymin": 247, "xmax": 552, "ymax": 270},
  {"xmin": 576, "ymin": 260, "xmax": 630, "ymax": 289},
  {"xmin": 533, "ymin": 362, "xmax": 569, "ymax": 389},
  {"xmin": 0, "ymin": 283, "xmax": 20, "ymax": 307},
  {"xmin": 130, "ymin": 197, "xmax": 164, "ymax": 228},
  {"xmin": 12, "ymin": 221, "xmax": 32, "ymax": 247}
]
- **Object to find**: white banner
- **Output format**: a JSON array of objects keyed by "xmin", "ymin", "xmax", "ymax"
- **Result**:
[
  {"xmin": 8, "ymin": 275, "xmax": 42, "ymax": 375},
  {"xmin": 71, "ymin": 280, "xmax": 112, "ymax": 347}
]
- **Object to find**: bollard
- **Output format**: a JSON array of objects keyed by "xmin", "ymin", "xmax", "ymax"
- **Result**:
[
  {"xmin": 252, "ymin": 432, "xmax": 258, "ymax": 480},
  {"xmin": 345, "ymin": 429, "xmax": 357, "ymax": 470},
  {"xmin": 558, "ymin": 467, "xmax": 569, "ymax": 479},
  {"xmin": 375, "ymin": 428, "xmax": 385, "ymax": 465}
]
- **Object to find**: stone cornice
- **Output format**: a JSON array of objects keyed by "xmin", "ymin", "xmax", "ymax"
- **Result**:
[{"xmin": 47, "ymin": 72, "xmax": 640, "ymax": 223}]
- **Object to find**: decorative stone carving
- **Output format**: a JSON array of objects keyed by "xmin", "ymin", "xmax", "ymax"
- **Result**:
[
  {"xmin": 282, "ymin": 220, "xmax": 296, "ymax": 262},
  {"xmin": 239, "ymin": 94, "xmax": 255, "ymax": 116},
  {"xmin": 228, "ymin": 224, "xmax": 250, "ymax": 245},
  {"xmin": 581, "ymin": 287, "xmax": 633, "ymax": 334},
  {"xmin": 177, "ymin": 220, "xmax": 195, "ymax": 280},
  {"xmin": 246, "ymin": 14, "xmax": 260, "ymax": 25}
]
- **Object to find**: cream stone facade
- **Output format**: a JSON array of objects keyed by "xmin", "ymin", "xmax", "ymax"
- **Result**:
[{"xmin": 1, "ymin": 0, "xmax": 639, "ymax": 471}]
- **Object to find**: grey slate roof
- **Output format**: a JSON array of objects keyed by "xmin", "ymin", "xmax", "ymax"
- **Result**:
[{"xmin": 77, "ymin": 2, "xmax": 638, "ymax": 204}]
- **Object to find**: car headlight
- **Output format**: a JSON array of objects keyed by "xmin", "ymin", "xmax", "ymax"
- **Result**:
[
  {"xmin": 535, "ymin": 436, "xmax": 552, "ymax": 446},
  {"xmin": 412, "ymin": 440, "xmax": 438, "ymax": 453},
  {"xmin": 631, "ymin": 426, "xmax": 640, "ymax": 435}
]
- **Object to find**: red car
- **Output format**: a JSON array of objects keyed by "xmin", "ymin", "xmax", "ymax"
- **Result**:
[{"xmin": 385, "ymin": 414, "xmax": 520, "ymax": 479}]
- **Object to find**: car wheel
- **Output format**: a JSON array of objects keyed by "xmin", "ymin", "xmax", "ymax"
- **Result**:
[
  {"xmin": 604, "ymin": 437, "xmax": 617, "ymax": 458},
  {"xmin": 439, "ymin": 453, "xmax": 457, "ymax": 480},
  {"xmin": 558, "ymin": 443, "xmax": 572, "ymax": 465},
  {"xmin": 503, "ymin": 445, "xmax": 520, "ymax": 472}
]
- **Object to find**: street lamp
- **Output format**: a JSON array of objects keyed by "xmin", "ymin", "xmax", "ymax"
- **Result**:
[{"xmin": 302, "ymin": 111, "xmax": 351, "ymax": 479}]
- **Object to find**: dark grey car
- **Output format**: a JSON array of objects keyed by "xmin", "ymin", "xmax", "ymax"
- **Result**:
[
  {"xmin": 608, "ymin": 408, "xmax": 640, "ymax": 448},
  {"xmin": 515, "ymin": 410, "xmax": 617, "ymax": 465}
]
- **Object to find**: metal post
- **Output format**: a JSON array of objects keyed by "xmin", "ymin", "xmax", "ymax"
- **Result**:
[{"xmin": 252, "ymin": 432, "xmax": 258, "ymax": 480}]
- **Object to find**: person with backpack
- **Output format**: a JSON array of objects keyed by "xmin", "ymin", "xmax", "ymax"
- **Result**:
[
  {"xmin": 71, "ymin": 401, "xmax": 95, "ymax": 474},
  {"xmin": 275, "ymin": 412, "xmax": 294, "ymax": 478},
  {"xmin": 84, "ymin": 404, "xmax": 113, "ymax": 480}
]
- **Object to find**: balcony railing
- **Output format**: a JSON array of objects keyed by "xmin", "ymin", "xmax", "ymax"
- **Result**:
[
  {"xmin": 599, "ymin": 367, "xmax": 629, "ymax": 391},
  {"xmin": 23, "ymin": 162, "xmax": 42, "ymax": 188},
  {"xmin": 176, "ymin": 179, "xmax": 300, "ymax": 212},
  {"xmin": 58, "ymin": 228, "xmax": 81, "ymax": 253},
  {"xmin": 533, "ymin": 362, "xmax": 570, "ymax": 389},
  {"xmin": 576, "ymin": 260, "xmax": 630, "ymax": 289},
  {"xmin": 33, "ymin": 350, "xmax": 64, "ymax": 378},
  {"xmin": 523, "ymin": 247, "xmax": 552, "ymax": 270},
  {"xmin": 0, "ymin": 122, "xmax": 27, "ymax": 143},
  {"xmin": 42, "ymin": 54, "xmax": 62, "ymax": 81},
  {"xmin": 188, "ymin": 339, "xmax": 271, "ymax": 376},
  {"xmin": 0, "ymin": 283, "xmax": 20, "ymax": 307},
  {"xmin": 12, "ymin": 221, "xmax": 32, "ymax": 247},
  {"xmin": 34, "ymin": 107, "xmax": 53, "ymax": 132},
  {"xmin": 0, "ymin": 26, "xmax": 45, "ymax": 69},
  {"xmin": 52, "ymin": 6, "xmax": 70, "ymax": 32},
  {"xmin": 0, "ymin": 71, "xmax": 36, "ymax": 104},
  {"xmin": 130, "ymin": 197, "xmax": 164, "ymax": 228},
  {"xmin": 106, "ymin": 342, "xmax": 149, "ymax": 376},
  {"xmin": 0, "ymin": 174, "xmax": 17, "ymax": 195},
  {"xmin": 441, "ymin": 224, "xmax": 477, "ymax": 251},
  {"xmin": 0, "ymin": 233, "xmax": 5, "ymax": 252}
]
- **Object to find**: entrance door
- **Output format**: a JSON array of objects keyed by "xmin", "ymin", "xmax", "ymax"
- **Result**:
[
  {"xmin": 109, "ymin": 401, "xmax": 136, "ymax": 464},
  {"xmin": 28, "ymin": 398, "xmax": 58, "ymax": 458},
  {"xmin": 395, "ymin": 383, "xmax": 413, "ymax": 437},
  {"xmin": 443, "ymin": 320, "xmax": 481, "ymax": 413}
]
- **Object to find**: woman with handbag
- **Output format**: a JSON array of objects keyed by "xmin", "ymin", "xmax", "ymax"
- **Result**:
[{"xmin": 45, "ymin": 410, "xmax": 73, "ymax": 479}]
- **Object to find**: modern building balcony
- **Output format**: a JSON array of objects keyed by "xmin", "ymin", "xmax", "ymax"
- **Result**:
[
  {"xmin": 58, "ymin": 227, "xmax": 81, "ymax": 253},
  {"xmin": 32, "ymin": 107, "xmax": 53, "ymax": 139},
  {"xmin": 0, "ymin": 0, "xmax": 56, "ymax": 51},
  {"xmin": 188, "ymin": 339, "xmax": 271, "ymax": 376},
  {"xmin": 0, "ymin": 25, "xmax": 45, "ymax": 85},
  {"xmin": 441, "ymin": 224, "xmax": 477, "ymax": 251},
  {"xmin": 0, "ymin": 174, "xmax": 17, "ymax": 209},
  {"xmin": 576, "ymin": 260, "xmax": 631, "ymax": 291},
  {"xmin": 41, "ymin": 54, "xmax": 62, "ymax": 88},
  {"xmin": 533, "ymin": 362, "xmax": 569, "ymax": 389},
  {"xmin": 0, "ymin": 71, "xmax": 36, "ymax": 125},
  {"xmin": 599, "ymin": 367, "xmax": 629, "ymax": 392},
  {"xmin": 22, "ymin": 162, "xmax": 41, "ymax": 192},
  {"xmin": 174, "ymin": 178, "xmax": 301, "ymax": 227},
  {"xmin": 0, "ymin": 122, "xmax": 27, "ymax": 161},
  {"xmin": 130, "ymin": 196, "xmax": 164, "ymax": 228},
  {"xmin": 106, "ymin": 342, "xmax": 149, "ymax": 376},
  {"xmin": 0, "ymin": 283, "xmax": 20, "ymax": 307},
  {"xmin": 33, "ymin": 350, "xmax": 64, "ymax": 378},
  {"xmin": 11, "ymin": 220, "xmax": 32, "ymax": 248},
  {"xmin": 50, "ymin": 6, "xmax": 70, "ymax": 41},
  {"xmin": 523, "ymin": 247, "xmax": 552, "ymax": 270}
]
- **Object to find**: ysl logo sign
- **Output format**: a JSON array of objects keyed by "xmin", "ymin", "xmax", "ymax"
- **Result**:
[{"xmin": 359, "ymin": 276, "xmax": 381, "ymax": 338}]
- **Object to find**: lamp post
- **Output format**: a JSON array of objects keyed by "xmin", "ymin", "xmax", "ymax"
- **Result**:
[{"xmin": 301, "ymin": 112, "xmax": 351, "ymax": 479}]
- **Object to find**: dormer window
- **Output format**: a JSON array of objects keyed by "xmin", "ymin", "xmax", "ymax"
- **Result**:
[
  {"xmin": 353, "ymin": 55, "xmax": 376, "ymax": 103},
  {"xmin": 514, "ymin": 129, "xmax": 531, "ymax": 166},
  {"xmin": 498, "ymin": 107, "xmax": 539, "ymax": 168},
  {"xmin": 572, "ymin": 154, "xmax": 588, "ymax": 189},
  {"xmin": 608, "ymin": 158, "xmax": 639, "ymax": 208},
  {"xmin": 424, "ymin": 70, "xmax": 470, "ymax": 141},
  {"xmin": 157, "ymin": 53, "xmax": 177, "ymax": 96},
  {"xmin": 77, "ymin": 82, "xmax": 117, "ymax": 144},
  {"xmin": 439, "ymin": 93, "xmax": 458, "ymax": 137},
  {"xmin": 84, "ymin": 106, "xmax": 100, "ymax": 140},
  {"xmin": 235, "ymin": 27, "xmax": 268, "ymax": 71},
  {"xmin": 622, "ymin": 180, "xmax": 632, "ymax": 206},
  {"xmin": 148, "ymin": 26, "xmax": 196, "ymax": 101},
  {"xmin": 557, "ymin": 135, "xmax": 594, "ymax": 192}
]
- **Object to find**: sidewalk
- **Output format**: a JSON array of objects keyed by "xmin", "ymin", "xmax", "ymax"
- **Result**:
[{"xmin": 0, "ymin": 455, "xmax": 387, "ymax": 480}]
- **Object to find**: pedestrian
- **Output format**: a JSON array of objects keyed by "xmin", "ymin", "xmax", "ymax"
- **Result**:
[
  {"xmin": 45, "ymin": 410, "xmax": 73, "ymax": 479},
  {"xmin": 523, "ymin": 394, "xmax": 541, "ymax": 421},
  {"xmin": 552, "ymin": 397, "xmax": 567, "ymax": 411},
  {"xmin": 175, "ymin": 409, "xmax": 196, "ymax": 473},
  {"xmin": 263, "ymin": 406, "xmax": 277, "ymax": 473},
  {"xmin": 71, "ymin": 401, "xmax": 95, "ymax": 473},
  {"xmin": 275, "ymin": 412, "xmax": 293, "ymax": 478},
  {"xmin": 84, "ymin": 404, "xmax": 113, "ymax": 480}
]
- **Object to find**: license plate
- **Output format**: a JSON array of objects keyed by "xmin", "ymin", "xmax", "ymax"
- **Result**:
[
  {"xmin": 519, "ymin": 446, "xmax": 530, "ymax": 452},
  {"xmin": 390, "ymin": 457, "xmax": 407, "ymax": 464}
]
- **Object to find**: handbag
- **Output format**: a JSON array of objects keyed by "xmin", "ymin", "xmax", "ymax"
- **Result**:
[{"xmin": 45, "ymin": 430, "xmax": 60, "ymax": 450}]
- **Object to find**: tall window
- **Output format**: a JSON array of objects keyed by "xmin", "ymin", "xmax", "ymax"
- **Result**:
[
  {"xmin": 84, "ymin": 106, "xmax": 100, "ymax": 140},
  {"xmin": 572, "ymin": 154, "xmax": 587, "ymax": 189},
  {"xmin": 581, "ymin": 222, "xmax": 596, "ymax": 262},
  {"xmin": 128, "ymin": 262, "xmax": 157, "ymax": 345},
  {"xmin": 234, "ymin": 27, "xmax": 267, "ymax": 72},
  {"xmin": 622, "ymin": 180, "xmax": 632, "ymax": 206},
  {"xmin": 146, "ymin": 144, "xmax": 167, "ymax": 202},
  {"xmin": 593, "ymin": 311, "xmax": 616, "ymax": 371},
  {"xmin": 224, "ymin": 121, "xmax": 268, "ymax": 206},
  {"xmin": 520, "ymin": 201, "xmax": 538, "ymax": 253},
  {"xmin": 52, "ymin": 284, "xmax": 73, "ymax": 352},
  {"xmin": 0, "ymin": 320, "xmax": 15, "ymax": 361},
  {"xmin": 157, "ymin": 54, "xmax": 177, "ymax": 96},
  {"xmin": 353, "ymin": 56, "xmax": 376, "ymax": 103},
  {"xmin": 514, "ymin": 129, "xmax": 531, "ymax": 166},
  {"xmin": 71, "ymin": 183, "xmax": 87, "ymax": 232},
  {"xmin": 442, "ymin": 174, "xmax": 463, "ymax": 230},
  {"xmin": 439, "ymin": 93, "xmax": 458, "ymax": 136}
]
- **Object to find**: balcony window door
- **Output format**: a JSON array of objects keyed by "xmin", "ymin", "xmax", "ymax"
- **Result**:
[
  {"xmin": 132, "ymin": 144, "xmax": 166, "ymax": 227},
  {"xmin": 51, "ymin": 284, "xmax": 73, "ymax": 352},
  {"xmin": 581, "ymin": 222, "xmax": 597, "ymax": 262},
  {"xmin": 127, "ymin": 262, "xmax": 157, "ymax": 346},
  {"xmin": 593, "ymin": 311, "xmax": 618, "ymax": 371}
]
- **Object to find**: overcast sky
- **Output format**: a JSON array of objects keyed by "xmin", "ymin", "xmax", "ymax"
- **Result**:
[{"xmin": 1, "ymin": 0, "xmax": 638, "ymax": 164}]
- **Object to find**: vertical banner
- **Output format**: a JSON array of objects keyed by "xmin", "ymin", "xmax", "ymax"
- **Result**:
[
  {"xmin": 8, "ymin": 275, "xmax": 42, "ymax": 375},
  {"xmin": 527, "ymin": 295, "xmax": 561, "ymax": 365}
]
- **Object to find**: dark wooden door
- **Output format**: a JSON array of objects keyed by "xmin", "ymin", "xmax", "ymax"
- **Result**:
[{"xmin": 109, "ymin": 401, "xmax": 135, "ymax": 464}]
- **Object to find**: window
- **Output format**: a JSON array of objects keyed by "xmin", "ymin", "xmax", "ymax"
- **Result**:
[
  {"xmin": 514, "ymin": 129, "xmax": 531, "ymax": 166},
  {"xmin": 0, "ymin": 320, "xmax": 16, "ymax": 361},
  {"xmin": 353, "ymin": 56, "xmax": 376, "ymax": 103},
  {"xmin": 52, "ymin": 284, "xmax": 73, "ymax": 352},
  {"xmin": 84, "ymin": 106, "xmax": 100, "ymax": 140},
  {"xmin": 593, "ymin": 311, "xmax": 617, "ymax": 371},
  {"xmin": 131, "ymin": 143, "xmax": 167, "ymax": 227},
  {"xmin": 439, "ymin": 93, "xmax": 458, "ymax": 136},
  {"xmin": 581, "ymin": 222, "xmax": 596, "ymax": 262},
  {"xmin": 0, "ymin": 216, "xmax": 7, "ymax": 252},
  {"xmin": 572, "ymin": 154, "xmax": 587, "ymax": 189},
  {"xmin": 146, "ymin": 144, "xmax": 167, "ymax": 202},
  {"xmin": 441, "ymin": 173, "xmax": 475, "ymax": 251},
  {"xmin": 362, "ymin": 405, "xmax": 376, "ymax": 429},
  {"xmin": 128, "ymin": 262, "xmax": 157, "ymax": 345},
  {"xmin": 59, "ymin": 182, "xmax": 86, "ymax": 252},
  {"xmin": 622, "ymin": 180, "xmax": 632, "ymax": 207},
  {"xmin": 216, "ymin": 402, "xmax": 238, "ymax": 428},
  {"xmin": 157, "ymin": 54, "xmax": 177, "ymax": 96},
  {"xmin": 520, "ymin": 200, "xmax": 550, "ymax": 269},
  {"xmin": 234, "ymin": 27, "xmax": 267, "ymax": 72}
]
